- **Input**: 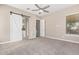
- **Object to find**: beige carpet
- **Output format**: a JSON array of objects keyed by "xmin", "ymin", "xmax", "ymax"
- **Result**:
[{"xmin": 0, "ymin": 37, "xmax": 79, "ymax": 55}]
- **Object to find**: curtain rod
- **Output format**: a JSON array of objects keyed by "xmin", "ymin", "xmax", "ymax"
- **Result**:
[{"xmin": 10, "ymin": 11, "xmax": 30, "ymax": 18}]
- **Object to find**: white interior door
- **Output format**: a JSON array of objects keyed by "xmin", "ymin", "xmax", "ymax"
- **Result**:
[
  {"xmin": 10, "ymin": 14, "xmax": 22, "ymax": 41},
  {"xmin": 40, "ymin": 20, "xmax": 45, "ymax": 37}
]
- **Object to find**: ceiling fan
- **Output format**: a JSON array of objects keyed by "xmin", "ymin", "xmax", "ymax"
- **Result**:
[{"xmin": 32, "ymin": 4, "xmax": 50, "ymax": 14}]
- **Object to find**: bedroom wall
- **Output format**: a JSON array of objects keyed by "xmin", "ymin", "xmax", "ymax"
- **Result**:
[
  {"xmin": 44, "ymin": 4, "xmax": 79, "ymax": 42},
  {"xmin": 28, "ymin": 16, "xmax": 36, "ymax": 39},
  {"xmin": 0, "ymin": 5, "xmax": 38, "ymax": 42}
]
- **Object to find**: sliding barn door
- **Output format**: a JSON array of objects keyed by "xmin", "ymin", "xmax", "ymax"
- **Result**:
[{"xmin": 10, "ymin": 14, "xmax": 22, "ymax": 41}]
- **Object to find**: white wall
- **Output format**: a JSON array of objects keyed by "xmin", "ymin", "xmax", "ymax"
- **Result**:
[
  {"xmin": 44, "ymin": 5, "xmax": 79, "ymax": 42},
  {"xmin": 28, "ymin": 16, "xmax": 36, "ymax": 39},
  {"xmin": 0, "ymin": 5, "xmax": 10, "ymax": 42}
]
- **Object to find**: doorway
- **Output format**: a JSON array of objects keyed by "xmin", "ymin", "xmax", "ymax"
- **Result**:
[
  {"xmin": 36, "ymin": 20, "xmax": 40, "ymax": 37},
  {"xmin": 36, "ymin": 20, "xmax": 45, "ymax": 37},
  {"xmin": 22, "ymin": 16, "xmax": 29, "ymax": 40}
]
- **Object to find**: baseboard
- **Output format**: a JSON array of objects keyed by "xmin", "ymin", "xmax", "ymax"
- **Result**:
[
  {"xmin": 0, "ymin": 40, "xmax": 22, "ymax": 44},
  {"xmin": 46, "ymin": 36, "xmax": 79, "ymax": 44},
  {"xmin": 1, "ymin": 36, "xmax": 79, "ymax": 44}
]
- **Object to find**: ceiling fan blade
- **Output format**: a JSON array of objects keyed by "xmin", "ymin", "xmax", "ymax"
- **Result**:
[
  {"xmin": 43, "ymin": 9, "xmax": 49, "ymax": 13},
  {"xmin": 32, "ymin": 9, "xmax": 40, "ymax": 11},
  {"xmin": 42, "ymin": 5, "xmax": 50, "ymax": 9},
  {"xmin": 35, "ymin": 4, "xmax": 41, "ymax": 9}
]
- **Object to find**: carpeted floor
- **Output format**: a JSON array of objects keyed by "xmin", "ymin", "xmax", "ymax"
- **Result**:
[{"xmin": 0, "ymin": 37, "xmax": 79, "ymax": 55}]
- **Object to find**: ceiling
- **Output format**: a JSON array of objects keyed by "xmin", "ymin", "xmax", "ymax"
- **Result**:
[{"xmin": 8, "ymin": 4, "xmax": 75, "ymax": 17}]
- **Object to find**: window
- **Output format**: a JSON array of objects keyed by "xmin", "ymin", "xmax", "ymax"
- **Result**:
[{"xmin": 66, "ymin": 14, "xmax": 79, "ymax": 35}]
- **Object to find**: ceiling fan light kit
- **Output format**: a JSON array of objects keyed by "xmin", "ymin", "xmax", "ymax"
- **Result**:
[
  {"xmin": 27, "ymin": 8, "xmax": 30, "ymax": 10},
  {"xmin": 38, "ymin": 12, "xmax": 42, "ymax": 14},
  {"xmin": 39, "ymin": 10, "xmax": 43, "ymax": 12}
]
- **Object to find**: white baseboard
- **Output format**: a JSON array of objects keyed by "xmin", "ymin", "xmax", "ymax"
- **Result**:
[
  {"xmin": 0, "ymin": 40, "xmax": 22, "ymax": 45},
  {"xmin": 1, "ymin": 36, "xmax": 79, "ymax": 44},
  {"xmin": 46, "ymin": 36, "xmax": 79, "ymax": 44}
]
